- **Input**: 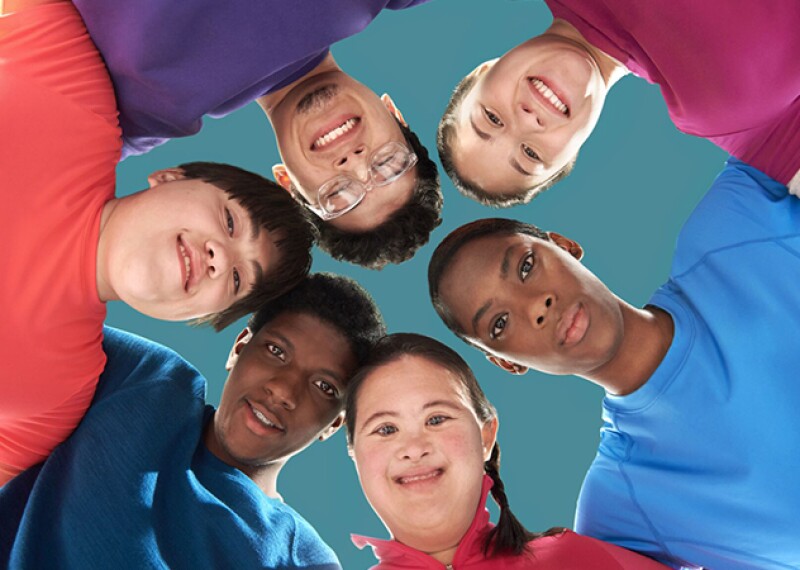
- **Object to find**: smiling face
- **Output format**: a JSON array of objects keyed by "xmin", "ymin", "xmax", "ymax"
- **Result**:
[
  {"xmin": 449, "ymin": 33, "xmax": 607, "ymax": 196},
  {"xmin": 351, "ymin": 355, "xmax": 497, "ymax": 555},
  {"xmin": 207, "ymin": 312, "xmax": 358, "ymax": 471},
  {"xmin": 98, "ymin": 171, "xmax": 278, "ymax": 321},
  {"xmin": 438, "ymin": 232, "xmax": 623, "ymax": 376},
  {"xmin": 269, "ymin": 73, "xmax": 416, "ymax": 233}
]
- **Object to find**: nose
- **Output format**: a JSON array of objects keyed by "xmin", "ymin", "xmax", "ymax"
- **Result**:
[
  {"xmin": 205, "ymin": 238, "xmax": 231, "ymax": 279},
  {"xmin": 528, "ymin": 292, "xmax": 554, "ymax": 329},
  {"xmin": 517, "ymin": 101, "xmax": 546, "ymax": 131},
  {"xmin": 396, "ymin": 430, "xmax": 431, "ymax": 462},
  {"xmin": 262, "ymin": 374, "xmax": 298, "ymax": 411},
  {"xmin": 334, "ymin": 145, "xmax": 370, "ymax": 181}
]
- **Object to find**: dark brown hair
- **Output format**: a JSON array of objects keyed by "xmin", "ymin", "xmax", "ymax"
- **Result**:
[{"xmin": 345, "ymin": 333, "xmax": 562, "ymax": 557}]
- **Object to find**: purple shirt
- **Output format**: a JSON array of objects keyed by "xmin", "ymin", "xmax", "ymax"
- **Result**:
[
  {"xmin": 72, "ymin": 0, "xmax": 429, "ymax": 158},
  {"xmin": 546, "ymin": 0, "xmax": 800, "ymax": 186}
]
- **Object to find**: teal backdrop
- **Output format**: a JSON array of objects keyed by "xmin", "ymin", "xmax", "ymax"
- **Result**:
[{"xmin": 109, "ymin": 0, "xmax": 727, "ymax": 567}]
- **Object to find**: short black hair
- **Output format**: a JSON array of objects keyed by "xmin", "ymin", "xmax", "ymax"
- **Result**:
[
  {"xmin": 313, "ymin": 119, "xmax": 442, "ymax": 269},
  {"xmin": 428, "ymin": 218, "xmax": 550, "ymax": 338},
  {"xmin": 247, "ymin": 273, "xmax": 386, "ymax": 366},
  {"xmin": 437, "ymin": 73, "xmax": 576, "ymax": 208},
  {"xmin": 179, "ymin": 162, "xmax": 316, "ymax": 331}
]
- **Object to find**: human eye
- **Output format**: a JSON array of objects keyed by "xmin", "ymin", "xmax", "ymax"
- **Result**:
[
  {"xmin": 225, "ymin": 207, "xmax": 235, "ymax": 236},
  {"xmin": 314, "ymin": 378, "xmax": 339, "ymax": 399},
  {"xmin": 232, "ymin": 268, "xmax": 241, "ymax": 294},
  {"xmin": 483, "ymin": 106, "xmax": 503, "ymax": 127},
  {"xmin": 490, "ymin": 313, "xmax": 508, "ymax": 340},
  {"xmin": 521, "ymin": 144, "xmax": 540, "ymax": 161},
  {"xmin": 426, "ymin": 415, "xmax": 450, "ymax": 427},
  {"xmin": 373, "ymin": 424, "xmax": 398, "ymax": 437},
  {"xmin": 519, "ymin": 252, "xmax": 535, "ymax": 281},
  {"xmin": 265, "ymin": 342, "xmax": 285, "ymax": 361}
]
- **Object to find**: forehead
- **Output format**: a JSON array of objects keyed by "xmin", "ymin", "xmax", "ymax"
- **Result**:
[
  {"xmin": 356, "ymin": 356, "xmax": 471, "ymax": 417},
  {"xmin": 252, "ymin": 312, "xmax": 356, "ymax": 374}
]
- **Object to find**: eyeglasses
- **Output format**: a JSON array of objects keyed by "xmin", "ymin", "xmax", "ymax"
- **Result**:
[{"xmin": 307, "ymin": 141, "xmax": 418, "ymax": 221}]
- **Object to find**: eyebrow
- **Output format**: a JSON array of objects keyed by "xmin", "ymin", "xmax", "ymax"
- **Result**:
[
  {"xmin": 470, "ymin": 244, "xmax": 515, "ymax": 335},
  {"xmin": 249, "ymin": 260, "xmax": 265, "ymax": 292},
  {"xmin": 359, "ymin": 410, "xmax": 399, "ymax": 432},
  {"xmin": 470, "ymin": 117, "xmax": 491, "ymax": 141},
  {"xmin": 509, "ymin": 157, "xmax": 531, "ymax": 177}
]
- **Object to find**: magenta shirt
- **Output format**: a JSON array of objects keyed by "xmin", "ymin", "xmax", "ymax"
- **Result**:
[
  {"xmin": 546, "ymin": 0, "xmax": 800, "ymax": 185},
  {"xmin": 72, "ymin": 0, "xmax": 430, "ymax": 158}
]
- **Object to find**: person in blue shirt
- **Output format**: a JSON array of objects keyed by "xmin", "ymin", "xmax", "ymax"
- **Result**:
[
  {"xmin": 0, "ymin": 273, "xmax": 386, "ymax": 569},
  {"xmin": 426, "ymin": 159, "xmax": 800, "ymax": 570}
]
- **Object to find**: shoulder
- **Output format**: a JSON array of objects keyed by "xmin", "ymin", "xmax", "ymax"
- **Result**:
[
  {"xmin": 521, "ymin": 530, "xmax": 667, "ymax": 569},
  {"xmin": 672, "ymin": 158, "xmax": 797, "ymax": 277},
  {"xmin": 96, "ymin": 326, "xmax": 205, "ymax": 403}
]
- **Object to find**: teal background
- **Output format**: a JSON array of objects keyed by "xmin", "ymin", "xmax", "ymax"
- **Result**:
[{"xmin": 109, "ymin": 0, "xmax": 727, "ymax": 567}]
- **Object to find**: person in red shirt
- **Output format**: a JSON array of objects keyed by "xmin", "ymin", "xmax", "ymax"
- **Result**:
[
  {"xmin": 0, "ymin": 0, "xmax": 313, "ymax": 484},
  {"xmin": 344, "ymin": 334, "xmax": 668, "ymax": 569}
]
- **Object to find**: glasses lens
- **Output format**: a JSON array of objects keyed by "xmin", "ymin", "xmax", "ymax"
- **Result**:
[
  {"xmin": 319, "ymin": 178, "xmax": 364, "ymax": 214},
  {"xmin": 370, "ymin": 144, "xmax": 414, "ymax": 184}
]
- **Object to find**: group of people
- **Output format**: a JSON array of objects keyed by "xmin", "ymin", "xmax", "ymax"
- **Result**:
[{"xmin": 1, "ymin": 0, "xmax": 798, "ymax": 569}]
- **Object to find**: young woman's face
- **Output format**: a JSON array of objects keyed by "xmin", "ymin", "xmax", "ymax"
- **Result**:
[{"xmin": 351, "ymin": 355, "xmax": 497, "ymax": 555}]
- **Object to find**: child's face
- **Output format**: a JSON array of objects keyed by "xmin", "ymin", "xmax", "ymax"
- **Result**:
[
  {"xmin": 438, "ymin": 232, "xmax": 624, "ymax": 376},
  {"xmin": 449, "ymin": 34, "xmax": 606, "ymax": 196},
  {"xmin": 209, "ymin": 312, "xmax": 357, "ymax": 471},
  {"xmin": 101, "ymin": 173, "xmax": 277, "ymax": 320},
  {"xmin": 351, "ymin": 355, "xmax": 496, "ymax": 554}
]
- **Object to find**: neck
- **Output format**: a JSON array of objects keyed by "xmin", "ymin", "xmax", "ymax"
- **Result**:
[
  {"xmin": 202, "ymin": 415, "xmax": 284, "ymax": 499},
  {"xmin": 584, "ymin": 303, "xmax": 674, "ymax": 395},
  {"xmin": 95, "ymin": 198, "xmax": 121, "ymax": 303},
  {"xmin": 546, "ymin": 19, "xmax": 628, "ymax": 88},
  {"xmin": 257, "ymin": 52, "xmax": 342, "ymax": 121}
]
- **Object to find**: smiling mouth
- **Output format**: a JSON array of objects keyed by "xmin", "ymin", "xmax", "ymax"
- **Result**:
[
  {"xmin": 311, "ymin": 117, "xmax": 360, "ymax": 150},
  {"xmin": 247, "ymin": 400, "xmax": 285, "ymax": 432},
  {"xmin": 177, "ymin": 236, "xmax": 192, "ymax": 292},
  {"xmin": 529, "ymin": 77, "xmax": 569, "ymax": 116},
  {"xmin": 395, "ymin": 468, "xmax": 444, "ymax": 486}
]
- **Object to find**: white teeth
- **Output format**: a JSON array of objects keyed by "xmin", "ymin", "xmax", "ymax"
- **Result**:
[
  {"xmin": 531, "ymin": 78, "xmax": 568, "ymax": 114},
  {"xmin": 251, "ymin": 405, "xmax": 279, "ymax": 429},
  {"xmin": 179, "ymin": 242, "xmax": 191, "ymax": 285},
  {"xmin": 398, "ymin": 470, "xmax": 441, "ymax": 484},
  {"xmin": 314, "ymin": 118, "xmax": 358, "ymax": 149}
]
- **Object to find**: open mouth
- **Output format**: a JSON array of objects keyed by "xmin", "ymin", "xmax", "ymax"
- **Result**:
[
  {"xmin": 395, "ymin": 468, "xmax": 444, "ymax": 486},
  {"xmin": 310, "ymin": 116, "xmax": 360, "ymax": 150},
  {"xmin": 558, "ymin": 303, "xmax": 589, "ymax": 347},
  {"xmin": 529, "ymin": 77, "xmax": 570, "ymax": 116},
  {"xmin": 247, "ymin": 400, "xmax": 285, "ymax": 432},
  {"xmin": 177, "ymin": 236, "xmax": 192, "ymax": 292}
]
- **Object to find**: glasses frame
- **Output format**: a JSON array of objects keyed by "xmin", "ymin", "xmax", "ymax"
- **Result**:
[{"xmin": 307, "ymin": 141, "xmax": 418, "ymax": 221}]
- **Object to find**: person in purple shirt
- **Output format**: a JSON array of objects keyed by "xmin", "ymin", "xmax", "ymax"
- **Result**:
[{"xmin": 72, "ymin": 0, "xmax": 442, "ymax": 269}]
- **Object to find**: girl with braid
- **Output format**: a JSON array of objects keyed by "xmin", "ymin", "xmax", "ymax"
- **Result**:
[{"xmin": 345, "ymin": 334, "xmax": 667, "ymax": 569}]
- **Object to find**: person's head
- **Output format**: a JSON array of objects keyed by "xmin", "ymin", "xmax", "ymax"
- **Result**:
[
  {"xmin": 346, "ymin": 333, "xmax": 552, "ymax": 560},
  {"xmin": 267, "ymin": 65, "xmax": 442, "ymax": 268},
  {"xmin": 206, "ymin": 273, "xmax": 386, "ymax": 477},
  {"xmin": 98, "ymin": 162, "xmax": 315, "ymax": 329},
  {"xmin": 438, "ymin": 26, "xmax": 609, "ymax": 207},
  {"xmin": 429, "ymin": 218, "xmax": 623, "ymax": 377}
]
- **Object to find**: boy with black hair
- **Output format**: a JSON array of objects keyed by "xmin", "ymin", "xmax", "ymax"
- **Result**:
[
  {"xmin": 0, "ymin": 0, "xmax": 314, "ymax": 483},
  {"xmin": 0, "ymin": 273, "xmax": 386, "ymax": 568},
  {"xmin": 428, "ymin": 160, "xmax": 800, "ymax": 569}
]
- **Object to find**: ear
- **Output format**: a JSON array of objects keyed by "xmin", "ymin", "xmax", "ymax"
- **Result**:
[
  {"xmin": 380, "ymin": 94, "xmax": 407, "ymax": 127},
  {"xmin": 466, "ymin": 58, "xmax": 497, "ymax": 79},
  {"xmin": 318, "ymin": 412, "xmax": 345, "ymax": 442},
  {"xmin": 271, "ymin": 164, "xmax": 293, "ymax": 192},
  {"xmin": 147, "ymin": 168, "xmax": 185, "ymax": 188},
  {"xmin": 481, "ymin": 417, "xmax": 499, "ymax": 462},
  {"xmin": 486, "ymin": 354, "xmax": 528, "ymax": 376},
  {"xmin": 226, "ymin": 328, "xmax": 253, "ymax": 371},
  {"xmin": 548, "ymin": 231, "xmax": 584, "ymax": 261}
]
